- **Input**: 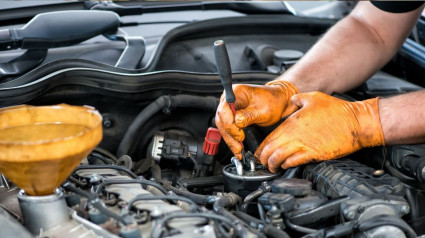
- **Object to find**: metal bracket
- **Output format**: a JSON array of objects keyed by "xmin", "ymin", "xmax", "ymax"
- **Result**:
[{"xmin": 105, "ymin": 29, "xmax": 145, "ymax": 69}]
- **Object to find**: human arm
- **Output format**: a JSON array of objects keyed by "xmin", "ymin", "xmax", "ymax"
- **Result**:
[
  {"xmin": 279, "ymin": 1, "xmax": 424, "ymax": 93},
  {"xmin": 216, "ymin": 1, "xmax": 424, "ymax": 160},
  {"xmin": 380, "ymin": 90, "xmax": 425, "ymax": 144}
]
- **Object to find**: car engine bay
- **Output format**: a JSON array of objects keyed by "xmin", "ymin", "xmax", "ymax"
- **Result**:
[{"xmin": 1, "ymin": 2, "xmax": 425, "ymax": 238}]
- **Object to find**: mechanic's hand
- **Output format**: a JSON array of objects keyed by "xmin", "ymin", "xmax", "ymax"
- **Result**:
[
  {"xmin": 255, "ymin": 92, "xmax": 385, "ymax": 172},
  {"xmin": 215, "ymin": 81, "xmax": 299, "ymax": 159}
]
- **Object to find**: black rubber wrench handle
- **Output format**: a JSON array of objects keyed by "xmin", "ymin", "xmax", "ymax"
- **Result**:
[{"xmin": 214, "ymin": 40, "xmax": 236, "ymax": 114}]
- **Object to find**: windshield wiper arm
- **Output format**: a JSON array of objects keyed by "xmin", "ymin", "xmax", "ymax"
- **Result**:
[{"xmin": 86, "ymin": 1, "xmax": 293, "ymax": 16}]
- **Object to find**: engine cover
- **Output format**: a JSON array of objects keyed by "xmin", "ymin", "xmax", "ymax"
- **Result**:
[{"xmin": 303, "ymin": 159, "xmax": 404, "ymax": 198}]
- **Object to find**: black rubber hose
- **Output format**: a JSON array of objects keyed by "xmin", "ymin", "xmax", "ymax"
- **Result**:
[
  {"xmin": 170, "ymin": 95, "xmax": 219, "ymax": 110},
  {"xmin": 116, "ymin": 95, "xmax": 219, "ymax": 157},
  {"xmin": 213, "ymin": 193, "xmax": 254, "ymax": 238},
  {"xmin": 282, "ymin": 167, "xmax": 299, "ymax": 178},
  {"xmin": 179, "ymin": 175, "xmax": 224, "ymax": 188},
  {"xmin": 93, "ymin": 147, "xmax": 118, "ymax": 163},
  {"xmin": 170, "ymin": 186, "xmax": 217, "ymax": 205},
  {"xmin": 241, "ymin": 182, "xmax": 270, "ymax": 212},
  {"xmin": 263, "ymin": 225, "xmax": 291, "ymax": 238},
  {"xmin": 116, "ymin": 155, "xmax": 133, "ymax": 170},
  {"xmin": 243, "ymin": 127, "xmax": 261, "ymax": 152},
  {"xmin": 213, "ymin": 195, "xmax": 238, "ymax": 213},
  {"xmin": 233, "ymin": 211, "xmax": 290, "ymax": 238},
  {"xmin": 240, "ymin": 188, "xmax": 265, "ymax": 212},
  {"xmin": 117, "ymin": 96, "xmax": 167, "ymax": 157},
  {"xmin": 89, "ymin": 152, "xmax": 113, "ymax": 164},
  {"xmin": 384, "ymin": 161, "xmax": 416, "ymax": 182}
]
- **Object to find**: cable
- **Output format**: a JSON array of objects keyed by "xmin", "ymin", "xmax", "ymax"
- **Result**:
[
  {"xmin": 89, "ymin": 152, "xmax": 113, "ymax": 164},
  {"xmin": 285, "ymin": 219, "xmax": 317, "ymax": 234},
  {"xmin": 63, "ymin": 182, "xmax": 133, "ymax": 225},
  {"xmin": 68, "ymin": 176, "xmax": 88, "ymax": 187},
  {"xmin": 188, "ymin": 155, "xmax": 200, "ymax": 177},
  {"xmin": 301, "ymin": 221, "xmax": 354, "ymax": 238},
  {"xmin": 93, "ymin": 147, "xmax": 118, "ymax": 163},
  {"xmin": 257, "ymin": 203, "xmax": 266, "ymax": 222}
]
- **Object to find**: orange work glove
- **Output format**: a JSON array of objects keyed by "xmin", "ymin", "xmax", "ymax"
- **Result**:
[
  {"xmin": 215, "ymin": 81, "xmax": 299, "ymax": 159},
  {"xmin": 255, "ymin": 92, "xmax": 385, "ymax": 172}
]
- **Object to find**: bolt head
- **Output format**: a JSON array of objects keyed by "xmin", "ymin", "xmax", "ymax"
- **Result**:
[
  {"xmin": 401, "ymin": 205, "xmax": 410, "ymax": 214},
  {"xmin": 102, "ymin": 115, "xmax": 113, "ymax": 128},
  {"xmin": 150, "ymin": 208, "xmax": 163, "ymax": 218},
  {"xmin": 346, "ymin": 211, "xmax": 356, "ymax": 220},
  {"xmin": 373, "ymin": 170, "xmax": 384, "ymax": 177}
]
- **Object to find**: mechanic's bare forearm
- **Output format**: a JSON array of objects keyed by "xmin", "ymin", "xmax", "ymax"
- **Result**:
[
  {"xmin": 380, "ymin": 90, "xmax": 425, "ymax": 145},
  {"xmin": 280, "ymin": 15, "xmax": 390, "ymax": 93},
  {"xmin": 275, "ymin": 2, "xmax": 423, "ymax": 94}
]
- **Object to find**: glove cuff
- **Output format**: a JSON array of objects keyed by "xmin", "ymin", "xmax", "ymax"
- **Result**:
[
  {"xmin": 354, "ymin": 97, "xmax": 386, "ymax": 147},
  {"xmin": 265, "ymin": 81, "xmax": 300, "ymax": 117}
]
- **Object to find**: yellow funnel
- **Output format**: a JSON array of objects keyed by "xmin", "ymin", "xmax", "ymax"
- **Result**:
[{"xmin": 0, "ymin": 104, "xmax": 102, "ymax": 196}]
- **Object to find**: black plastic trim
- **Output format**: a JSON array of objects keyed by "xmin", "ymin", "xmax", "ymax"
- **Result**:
[
  {"xmin": 0, "ymin": 65, "xmax": 276, "ymax": 106},
  {"xmin": 400, "ymin": 38, "xmax": 425, "ymax": 69},
  {"xmin": 144, "ymin": 14, "xmax": 335, "ymax": 71}
]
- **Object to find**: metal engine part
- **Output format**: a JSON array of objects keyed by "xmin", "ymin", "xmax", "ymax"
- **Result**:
[
  {"xmin": 17, "ymin": 187, "xmax": 118, "ymax": 238},
  {"xmin": 18, "ymin": 189, "xmax": 69, "ymax": 235},
  {"xmin": 301, "ymin": 159, "xmax": 413, "ymax": 238},
  {"xmin": 303, "ymin": 159, "xmax": 405, "ymax": 198},
  {"xmin": 389, "ymin": 144, "xmax": 425, "ymax": 182},
  {"xmin": 223, "ymin": 163, "xmax": 283, "ymax": 198},
  {"xmin": 341, "ymin": 196, "xmax": 410, "ymax": 221},
  {"xmin": 0, "ymin": 151, "xmax": 419, "ymax": 238},
  {"xmin": 74, "ymin": 167, "xmax": 216, "ymax": 238},
  {"xmin": 342, "ymin": 196, "xmax": 411, "ymax": 238}
]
